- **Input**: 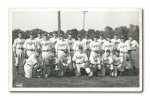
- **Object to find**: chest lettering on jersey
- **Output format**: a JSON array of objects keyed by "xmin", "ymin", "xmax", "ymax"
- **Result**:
[
  {"xmin": 27, "ymin": 42, "xmax": 35, "ymax": 45},
  {"xmin": 92, "ymin": 44, "xmax": 99, "ymax": 48},
  {"xmin": 16, "ymin": 41, "xmax": 24, "ymax": 45},
  {"xmin": 105, "ymin": 45, "xmax": 112, "ymax": 48},
  {"xmin": 41, "ymin": 43, "xmax": 50, "ymax": 46},
  {"xmin": 120, "ymin": 45, "xmax": 127, "ymax": 48},
  {"xmin": 58, "ymin": 44, "xmax": 66, "ymax": 47},
  {"xmin": 77, "ymin": 56, "xmax": 84, "ymax": 59}
]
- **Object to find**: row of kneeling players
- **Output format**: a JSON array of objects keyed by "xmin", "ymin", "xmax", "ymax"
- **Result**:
[{"xmin": 13, "ymin": 31, "xmax": 139, "ymax": 78}]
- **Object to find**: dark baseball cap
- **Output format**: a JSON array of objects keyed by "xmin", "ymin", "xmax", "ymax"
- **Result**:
[
  {"xmin": 78, "ymin": 45, "xmax": 83, "ymax": 50},
  {"xmin": 106, "ymin": 49, "xmax": 110, "ymax": 52}
]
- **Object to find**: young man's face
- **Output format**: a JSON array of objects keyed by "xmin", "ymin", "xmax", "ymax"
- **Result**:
[
  {"xmin": 30, "ymin": 35, "xmax": 34, "ymax": 39},
  {"xmin": 121, "ymin": 38, "xmax": 125, "ymax": 42},
  {"xmin": 106, "ymin": 52, "xmax": 110, "ymax": 56},
  {"xmin": 85, "ymin": 35, "xmax": 88, "ymax": 39},
  {"xmin": 79, "ymin": 49, "xmax": 82, "ymax": 53},
  {"xmin": 60, "ymin": 36, "xmax": 64, "ymax": 40},
  {"xmin": 53, "ymin": 34, "xmax": 57, "ymax": 37},
  {"xmin": 37, "ymin": 34, "xmax": 41, "ymax": 38},
  {"xmin": 107, "ymin": 38, "xmax": 111, "ymax": 42},
  {"xmin": 129, "ymin": 37, "xmax": 133, "ymax": 41},
  {"xmin": 35, "ymin": 52, "xmax": 40, "ymax": 57},
  {"xmin": 116, "ymin": 52, "xmax": 119, "ymax": 56},
  {"xmin": 114, "ymin": 36, "xmax": 117, "ymax": 39},
  {"xmin": 94, "ymin": 38, "xmax": 98, "ymax": 41},
  {"xmin": 68, "ymin": 35, "xmax": 72, "ymax": 39},
  {"xmin": 78, "ymin": 37, "xmax": 81, "ymax": 41},
  {"xmin": 18, "ymin": 33, "xmax": 22, "ymax": 38},
  {"xmin": 43, "ymin": 35, "xmax": 48, "ymax": 40}
]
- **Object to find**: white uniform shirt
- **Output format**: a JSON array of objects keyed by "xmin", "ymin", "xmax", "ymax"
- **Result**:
[
  {"xmin": 90, "ymin": 54, "xmax": 100, "ymax": 64},
  {"xmin": 13, "ymin": 38, "xmax": 25, "ymax": 51},
  {"xmin": 111, "ymin": 38, "xmax": 121, "ymax": 47},
  {"xmin": 72, "ymin": 52, "xmax": 88, "ymax": 63},
  {"xmin": 117, "ymin": 42, "xmax": 131, "ymax": 53},
  {"xmin": 66, "ymin": 38, "xmax": 76, "ymax": 50},
  {"xmin": 55, "ymin": 39, "xmax": 69, "ymax": 52},
  {"xmin": 113, "ymin": 55, "xmax": 123, "ymax": 65},
  {"xmin": 125, "ymin": 40, "xmax": 139, "ymax": 50},
  {"xmin": 50, "ymin": 37, "xmax": 59, "ymax": 45},
  {"xmin": 26, "ymin": 53, "xmax": 38, "ymax": 66},
  {"xmin": 73, "ymin": 40, "xmax": 85, "ymax": 51},
  {"xmin": 98, "ymin": 39, "xmax": 107, "ymax": 45},
  {"xmin": 90, "ymin": 41, "xmax": 101, "ymax": 51},
  {"xmin": 40, "ymin": 40, "xmax": 54, "ymax": 51},
  {"xmin": 103, "ymin": 41, "xmax": 114, "ymax": 52},
  {"xmin": 35, "ymin": 37, "xmax": 43, "ymax": 43},
  {"xmin": 82, "ymin": 38, "xmax": 92, "ymax": 49},
  {"xmin": 23, "ymin": 38, "xmax": 40, "ymax": 50}
]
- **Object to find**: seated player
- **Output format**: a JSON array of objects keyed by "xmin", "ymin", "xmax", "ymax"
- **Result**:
[
  {"xmin": 112, "ymin": 50, "xmax": 124, "ymax": 76},
  {"xmin": 72, "ymin": 45, "xmax": 90, "ymax": 77},
  {"xmin": 101, "ymin": 49, "xmax": 113, "ymax": 77}
]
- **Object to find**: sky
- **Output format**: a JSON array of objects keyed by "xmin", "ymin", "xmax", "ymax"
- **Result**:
[{"xmin": 11, "ymin": 10, "xmax": 140, "ymax": 32}]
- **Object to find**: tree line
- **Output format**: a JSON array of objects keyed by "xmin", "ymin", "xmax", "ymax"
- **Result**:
[{"xmin": 12, "ymin": 24, "xmax": 139, "ymax": 43}]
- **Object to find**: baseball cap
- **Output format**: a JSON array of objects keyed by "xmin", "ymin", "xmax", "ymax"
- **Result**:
[
  {"xmin": 85, "ymin": 34, "xmax": 89, "ymax": 36},
  {"xmin": 94, "ymin": 35, "xmax": 99, "ymax": 38},
  {"xmin": 78, "ymin": 45, "xmax": 83, "ymax": 50},
  {"xmin": 106, "ymin": 49, "xmax": 110, "ymax": 52},
  {"xmin": 78, "ymin": 34, "xmax": 81, "ymax": 37},
  {"xmin": 115, "ymin": 49, "xmax": 120, "ymax": 53},
  {"xmin": 107, "ymin": 35, "xmax": 111, "ymax": 38},
  {"xmin": 29, "ymin": 31, "xmax": 34, "ymax": 35},
  {"xmin": 120, "ymin": 36, "xmax": 125, "ymax": 39}
]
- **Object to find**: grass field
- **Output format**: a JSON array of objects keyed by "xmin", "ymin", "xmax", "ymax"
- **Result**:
[{"xmin": 12, "ymin": 48, "xmax": 140, "ymax": 88}]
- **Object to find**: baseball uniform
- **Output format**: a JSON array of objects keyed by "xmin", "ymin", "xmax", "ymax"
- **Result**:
[
  {"xmin": 23, "ymin": 38, "xmax": 40, "ymax": 57},
  {"xmin": 82, "ymin": 38, "xmax": 92, "ymax": 58},
  {"xmin": 101, "ymin": 53, "xmax": 113, "ymax": 76},
  {"xmin": 111, "ymin": 38, "xmax": 121, "ymax": 49},
  {"xmin": 66, "ymin": 38, "xmax": 76, "ymax": 57},
  {"xmin": 50, "ymin": 37, "xmax": 59, "ymax": 45},
  {"xmin": 125, "ymin": 40, "xmax": 139, "ymax": 67},
  {"xmin": 72, "ymin": 51, "xmax": 89, "ymax": 76},
  {"xmin": 102, "ymin": 41, "xmax": 114, "ymax": 54},
  {"xmin": 73, "ymin": 40, "xmax": 85, "ymax": 52},
  {"xmin": 13, "ymin": 38, "xmax": 25, "ymax": 73}
]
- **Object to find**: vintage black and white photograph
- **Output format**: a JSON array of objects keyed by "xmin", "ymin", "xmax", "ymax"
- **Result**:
[{"xmin": 9, "ymin": 8, "xmax": 142, "ymax": 91}]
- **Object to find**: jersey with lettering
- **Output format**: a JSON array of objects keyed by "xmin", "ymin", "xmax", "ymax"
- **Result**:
[
  {"xmin": 117, "ymin": 42, "xmax": 131, "ymax": 53},
  {"xmin": 73, "ymin": 40, "xmax": 85, "ymax": 51},
  {"xmin": 66, "ymin": 38, "xmax": 76, "ymax": 50},
  {"xmin": 111, "ymin": 39, "xmax": 121, "ymax": 46},
  {"xmin": 13, "ymin": 38, "xmax": 25, "ymax": 51},
  {"xmin": 55, "ymin": 40, "xmax": 69, "ymax": 52},
  {"xmin": 35, "ymin": 37, "xmax": 43, "ymax": 43},
  {"xmin": 23, "ymin": 39, "xmax": 40, "ymax": 50},
  {"xmin": 102, "ymin": 41, "xmax": 114, "ymax": 52},
  {"xmin": 90, "ymin": 54, "xmax": 100, "ymax": 64},
  {"xmin": 40, "ymin": 40, "xmax": 54, "ymax": 51},
  {"xmin": 50, "ymin": 37, "xmax": 59, "ymax": 45},
  {"xmin": 125, "ymin": 40, "xmax": 139, "ymax": 50},
  {"xmin": 26, "ymin": 53, "xmax": 39, "ymax": 66},
  {"xmin": 101, "ymin": 54, "xmax": 113, "ymax": 64},
  {"xmin": 72, "ymin": 52, "xmax": 88, "ymax": 63},
  {"xmin": 82, "ymin": 38, "xmax": 92, "ymax": 49},
  {"xmin": 90, "ymin": 41, "xmax": 101, "ymax": 51}
]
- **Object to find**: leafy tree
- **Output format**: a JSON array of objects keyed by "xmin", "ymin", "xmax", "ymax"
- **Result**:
[
  {"xmin": 115, "ymin": 26, "xmax": 129, "ymax": 40},
  {"xmin": 104, "ymin": 26, "xmax": 114, "ymax": 38},
  {"xmin": 129, "ymin": 24, "xmax": 139, "ymax": 42}
]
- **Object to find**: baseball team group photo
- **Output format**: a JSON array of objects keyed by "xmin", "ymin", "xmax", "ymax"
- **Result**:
[{"xmin": 9, "ymin": 8, "xmax": 142, "ymax": 91}]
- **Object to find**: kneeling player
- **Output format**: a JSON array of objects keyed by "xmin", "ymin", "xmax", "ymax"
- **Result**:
[
  {"xmin": 112, "ymin": 50, "xmax": 124, "ymax": 76},
  {"xmin": 101, "ymin": 49, "xmax": 113, "ymax": 77},
  {"xmin": 24, "ymin": 50, "xmax": 43, "ymax": 78},
  {"xmin": 72, "ymin": 45, "xmax": 90, "ymax": 76}
]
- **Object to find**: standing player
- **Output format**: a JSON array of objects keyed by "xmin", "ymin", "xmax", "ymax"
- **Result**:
[
  {"xmin": 117, "ymin": 36, "xmax": 131, "ymax": 75},
  {"xmin": 111, "ymin": 33, "xmax": 121, "ymax": 50},
  {"xmin": 101, "ymin": 49, "xmax": 113, "ymax": 77},
  {"xmin": 40, "ymin": 33, "xmax": 55, "ymax": 78},
  {"xmin": 73, "ymin": 34, "xmax": 85, "ymax": 52},
  {"xmin": 13, "ymin": 32, "xmax": 25, "ymax": 75},
  {"xmin": 102, "ymin": 36, "xmax": 114, "ymax": 55},
  {"xmin": 55, "ymin": 34, "xmax": 70, "ymax": 76},
  {"xmin": 66, "ymin": 32, "xmax": 76, "ymax": 58},
  {"xmin": 97, "ymin": 34, "xmax": 107, "ymax": 55},
  {"xmin": 89, "ymin": 35, "xmax": 101, "ymax": 76},
  {"xmin": 23, "ymin": 32, "xmax": 40, "ymax": 58},
  {"xmin": 50, "ymin": 31, "xmax": 59, "ymax": 45},
  {"xmin": 125, "ymin": 35, "xmax": 139, "ymax": 74},
  {"xmin": 82, "ymin": 34, "xmax": 92, "ymax": 58},
  {"xmin": 35, "ymin": 31, "xmax": 43, "ymax": 43},
  {"xmin": 72, "ymin": 45, "xmax": 90, "ymax": 77}
]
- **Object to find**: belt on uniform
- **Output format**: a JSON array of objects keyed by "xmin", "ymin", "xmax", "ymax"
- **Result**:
[
  {"xmin": 76, "ymin": 62, "xmax": 85, "ymax": 64},
  {"xmin": 120, "ymin": 52, "xmax": 127, "ymax": 53},
  {"xmin": 58, "ymin": 49, "xmax": 66, "ymax": 51},
  {"xmin": 27, "ymin": 64, "xmax": 32, "ymax": 66},
  {"xmin": 70, "ymin": 49, "xmax": 73, "ymax": 51},
  {"xmin": 18, "ymin": 48, "xmax": 24, "ymax": 50},
  {"xmin": 130, "ymin": 49, "xmax": 136, "ymax": 51},
  {"xmin": 27, "ymin": 49, "xmax": 35, "ymax": 51},
  {"xmin": 42, "ymin": 50, "xmax": 51, "ymax": 52}
]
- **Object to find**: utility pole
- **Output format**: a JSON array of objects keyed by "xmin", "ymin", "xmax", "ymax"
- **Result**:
[
  {"xmin": 82, "ymin": 11, "xmax": 88, "ymax": 30},
  {"xmin": 58, "ymin": 11, "xmax": 61, "ymax": 37}
]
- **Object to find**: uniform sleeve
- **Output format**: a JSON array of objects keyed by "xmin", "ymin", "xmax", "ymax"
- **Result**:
[
  {"xmin": 36, "ymin": 40, "xmax": 41, "ymax": 49},
  {"xmin": 13, "ymin": 39, "xmax": 17, "ymax": 51},
  {"xmin": 55, "ymin": 42, "xmax": 58, "ymax": 53},
  {"xmin": 109, "ymin": 57, "xmax": 113, "ymax": 64},
  {"xmin": 23, "ymin": 40, "xmax": 27, "ymax": 49},
  {"xmin": 73, "ymin": 42, "xmax": 76, "ymax": 50},
  {"xmin": 117, "ymin": 43, "xmax": 120, "ymax": 50},
  {"xmin": 135, "ymin": 41, "xmax": 139, "ymax": 47}
]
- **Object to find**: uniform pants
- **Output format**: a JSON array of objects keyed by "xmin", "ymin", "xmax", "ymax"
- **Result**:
[
  {"xmin": 101, "ymin": 64, "xmax": 113, "ymax": 76},
  {"xmin": 24, "ymin": 64, "xmax": 33, "ymax": 78},
  {"xmin": 85, "ymin": 49, "xmax": 91, "ymax": 58},
  {"xmin": 27, "ymin": 50, "xmax": 35, "ymax": 58},
  {"xmin": 57, "ymin": 51, "xmax": 66, "ymax": 61},
  {"xmin": 130, "ymin": 50, "xmax": 136, "ymax": 67},
  {"xmin": 120, "ymin": 53, "xmax": 132, "ymax": 69},
  {"xmin": 75, "ymin": 63, "xmax": 90, "ymax": 76},
  {"xmin": 15, "ymin": 49, "xmax": 25, "ymax": 73}
]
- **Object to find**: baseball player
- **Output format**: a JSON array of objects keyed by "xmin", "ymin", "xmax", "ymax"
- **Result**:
[
  {"xmin": 89, "ymin": 35, "xmax": 101, "ymax": 76},
  {"xmin": 40, "ymin": 33, "xmax": 56, "ymax": 78},
  {"xmin": 102, "ymin": 36, "xmax": 115, "ymax": 55},
  {"xmin": 35, "ymin": 31, "xmax": 43, "ymax": 43},
  {"xmin": 73, "ymin": 34, "xmax": 85, "ymax": 52},
  {"xmin": 13, "ymin": 32, "xmax": 25, "ymax": 75},
  {"xmin": 82, "ymin": 34, "xmax": 92, "ymax": 58},
  {"xmin": 125, "ymin": 35, "xmax": 139, "ymax": 74},
  {"xmin": 117, "ymin": 36, "xmax": 131, "ymax": 74},
  {"xmin": 112, "ymin": 50, "xmax": 124, "ymax": 76},
  {"xmin": 101, "ymin": 49, "xmax": 113, "ymax": 77},
  {"xmin": 23, "ymin": 32, "xmax": 40, "ymax": 58},
  {"xmin": 72, "ymin": 45, "xmax": 90, "ymax": 76},
  {"xmin": 111, "ymin": 33, "xmax": 121, "ymax": 50},
  {"xmin": 24, "ymin": 50, "xmax": 43, "ymax": 78},
  {"xmin": 66, "ymin": 32, "xmax": 76, "ymax": 58},
  {"xmin": 50, "ymin": 31, "xmax": 59, "ymax": 45},
  {"xmin": 55, "ymin": 34, "xmax": 70, "ymax": 76}
]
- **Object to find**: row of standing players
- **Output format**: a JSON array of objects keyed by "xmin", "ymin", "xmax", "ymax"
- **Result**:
[{"xmin": 13, "ymin": 31, "xmax": 139, "ymax": 78}]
